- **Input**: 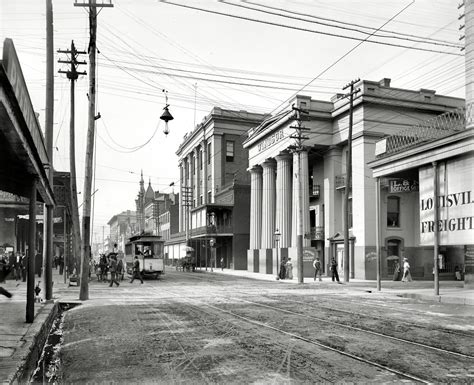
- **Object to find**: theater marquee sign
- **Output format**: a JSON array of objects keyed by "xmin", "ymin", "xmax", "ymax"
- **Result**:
[{"xmin": 419, "ymin": 155, "xmax": 474, "ymax": 246}]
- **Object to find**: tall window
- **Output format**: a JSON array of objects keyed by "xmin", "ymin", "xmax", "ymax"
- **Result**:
[
  {"xmin": 207, "ymin": 143, "xmax": 212, "ymax": 164},
  {"xmin": 387, "ymin": 196, "xmax": 400, "ymax": 227},
  {"xmin": 200, "ymin": 150, "xmax": 203, "ymax": 170},
  {"xmin": 348, "ymin": 198, "xmax": 353, "ymax": 228},
  {"xmin": 226, "ymin": 140, "xmax": 235, "ymax": 162}
]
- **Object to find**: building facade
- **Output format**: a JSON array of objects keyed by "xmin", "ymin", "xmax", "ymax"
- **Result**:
[
  {"xmin": 169, "ymin": 107, "xmax": 267, "ymax": 269},
  {"xmin": 371, "ymin": 105, "xmax": 473, "ymax": 285},
  {"xmin": 107, "ymin": 210, "xmax": 137, "ymax": 253},
  {"xmin": 244, "ymin": 78, "xmax": 464, "ymax": 279}
]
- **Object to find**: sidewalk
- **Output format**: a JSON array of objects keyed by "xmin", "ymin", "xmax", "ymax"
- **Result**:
[
  {"xmin": 0, "ymin": 269, "xmax": 68, "ymax": 384},
  {"xmin": 204, "ymin": 267, "xmax": 474, "ymax": 306}
]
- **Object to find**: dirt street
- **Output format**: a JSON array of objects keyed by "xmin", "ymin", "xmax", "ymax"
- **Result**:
[{"xmin": 56, "ymin": 270, "xmax": 474, "ymax": 384}]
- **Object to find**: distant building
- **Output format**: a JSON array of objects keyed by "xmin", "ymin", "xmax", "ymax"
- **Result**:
[
  {"xmin": 107, "ymin": 210, "xmax": 137, "ymax": 253},
  {"xmin": 168, "ymin": 107, "xmax": 268, "ymax": 269}
]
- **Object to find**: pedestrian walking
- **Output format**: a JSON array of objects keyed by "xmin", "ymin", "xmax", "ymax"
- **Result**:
[
  {"xmin": 220, "ymin": 257, "xmax": 224, "ymax": 271},
  {"xmin": 35, "ymin": 281, "xmax": 42, "ymax": 302},
  {"xmin": 393, "ymin": 260, "xmax": 401, "ymax": 281},
  {"xmin": 313, "ymin": 257, "xmax": 322, "ymax": 281},
  {"xmin": 279, "ymin": 259, "xmax": 286, "ymax": 280},
  {"xmin": 129, "ymin": 256, "xmax": 143, "ymax": 284},
  {"xmin": 285, "ymin": 259, "xmax": 293, "ymax": 280},
  {"xmin": 0, "ymin": 264, "xmax": 12, "ymax": 298},
  {"xmin": 330, "ymin": 258, "xmax": 340, "ymax": 283},
  {"xmin": 117, "ymin": 258, "xmax": 124, "ymax": 281},
  {"xmin": 401, "ymin": 257, "xmax": 412, "ymax": 282},
  {"xmin": 108, "ymin": 255, "xmax": 120, "ymax": 287}
]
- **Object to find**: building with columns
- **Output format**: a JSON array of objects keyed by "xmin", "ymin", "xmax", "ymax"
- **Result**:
[
  {"xmin": 170, "ymin": 107, "xmax": 267, "ymax": 269},
  {"xmin": 244, "ymin": 78, "xmax": 464, "ymax": 279}
]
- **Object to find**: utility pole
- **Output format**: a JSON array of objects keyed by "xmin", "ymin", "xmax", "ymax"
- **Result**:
[
  {"xmin": 342, "ymin": 79, "xmax": 360, "ymax": 283},
  {"xmin": 289, "ymin": 105, "xmax": 309, "ymax": 284},
  {"xmin": 74, "ymin": 0, "xmax": 113, "ymax": 300},
  {"xmin": 182, "ymin": 185, "xmax": 192, "ymax": 245},
  {"xmin": 43, "ymin": 0, "xmax": 54, "ymax": 301},
  {"xmin": 58, "ymin": 40, "xmax": 86, "ymax": 283}
]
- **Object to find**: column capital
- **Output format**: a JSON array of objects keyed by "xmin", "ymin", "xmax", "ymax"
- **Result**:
[
  {"xmin": 275, "ymin": 152, "xmax": 292, "ymax": 163},
  {"xmin": 262, "ymin": 158, "xmax": 276, "ymax": 169},
  {"xmin": 248, "ymin": 165, "xmax": 262, "ymax": 174}
]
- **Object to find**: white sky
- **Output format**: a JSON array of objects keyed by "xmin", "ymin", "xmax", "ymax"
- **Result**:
[{"xmin": 0, "ymin": 0, "xmax": 465, "ymax": 243}]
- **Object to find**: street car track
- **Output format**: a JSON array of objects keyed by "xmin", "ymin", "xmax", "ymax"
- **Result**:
[
  {"xmin": 235, "ymin": 297, "xmax": 474, "ymax": 359},
  {"xmin": 173, "ymin": 271, "xmax": 474, "ymax": 339},
  {"xmin": 158, "ymin": 287, "xmax": 432, "ymax": 384},
  {"xmin": 273, "ymin": 296, "xmax": 474, "ymax": 338}
]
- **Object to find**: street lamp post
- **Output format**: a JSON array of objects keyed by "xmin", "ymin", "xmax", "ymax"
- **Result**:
[{"xmin": 274, "ymin": 229, "xmax": 281, "ymax": 280}]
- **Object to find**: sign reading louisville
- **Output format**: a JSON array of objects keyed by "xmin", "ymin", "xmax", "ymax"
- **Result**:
[{"xmin": 419, "ymin": 155, "xmax": 474, "ymax": 246}]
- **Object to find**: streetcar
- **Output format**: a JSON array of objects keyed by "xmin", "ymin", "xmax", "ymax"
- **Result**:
[{"xmin": 124, "ymin": 235, "xmax": 165, "ymax": 279}]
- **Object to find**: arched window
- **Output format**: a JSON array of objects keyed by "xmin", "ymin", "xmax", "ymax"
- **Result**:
[{"xmin": 387, "ymin": 196, "xmax": 400, "ymax": 227}]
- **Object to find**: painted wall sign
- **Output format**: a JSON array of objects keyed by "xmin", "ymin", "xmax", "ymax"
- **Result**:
[
  {"xmin": 419, "ymin": 156, "xmax": 474, "ymax": 246},
  {"xmin": 389, "ymin": 179, "xmax": 419, "ymax": 193},
  {"xmin": 257, "ymin": 129, "xmax": 285, "ymax": 153}
]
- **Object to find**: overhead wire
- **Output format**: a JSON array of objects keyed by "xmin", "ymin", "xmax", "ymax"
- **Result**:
[
  {"xmin": 242, "ymin": 0, "xmax": 462, "ymax": 47},
  {"xmin": 159, "ymin": 1, "xmax": 461, "ymax": 56}
]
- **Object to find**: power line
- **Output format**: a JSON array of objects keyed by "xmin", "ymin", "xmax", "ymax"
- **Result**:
[
  {"xmin": 242, "ymin": 0, "xmax": 462, "ymax": 47},
  {"xmin": 159, "ymin": 1, "xmax": 461, "ymax": 56}
]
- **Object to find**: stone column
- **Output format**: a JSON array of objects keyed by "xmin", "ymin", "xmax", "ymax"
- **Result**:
[
  {"xmin": 202, "ymin": 140, "xmax": 208, "ymax": 204},
  {"xmin": 261, "ymin": 159, "xmax": 276, "ymax": 249},
  {"xmin": 275, "ymin": 153, "xmax": 292, "ymax": 248},
  {"xmin": 249, "ymin": 166, "xmax": 263, "ymax": 250}
]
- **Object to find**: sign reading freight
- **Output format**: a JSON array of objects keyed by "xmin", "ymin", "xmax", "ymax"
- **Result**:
[
  {"xmin": 419, "ymin": 155, "xmax": 474, "ymax": 246},
  {"xmin": 389, "ymin": 179, "xmax": 419, "ymax": 193},
  {"xmin": 257, "ymin": 129, "xmax": 285, "ymax": 152}
]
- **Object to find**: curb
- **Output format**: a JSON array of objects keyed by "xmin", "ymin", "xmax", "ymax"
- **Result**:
[
  {"xmin": 397, "ymin": 292, "xmax": 474, "ymax": 306},
  {"xmin": 7, "ymin": 302, "xmax": 59, "ymax": 385}
]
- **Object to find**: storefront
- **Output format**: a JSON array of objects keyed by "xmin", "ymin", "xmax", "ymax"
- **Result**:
[{"xmin": 371, "ymin": 105, "xmax": 474, "ymax": 286}]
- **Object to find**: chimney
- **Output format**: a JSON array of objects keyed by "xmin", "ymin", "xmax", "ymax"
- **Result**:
[{"xmin": 379, "ymin": 78, "xmax": 391, "ymax": 87}]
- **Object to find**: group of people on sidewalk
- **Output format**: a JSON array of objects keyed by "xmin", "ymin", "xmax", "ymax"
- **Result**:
[
  {"xmin": 312, "ymin": 256, "xmax": 414, "ymax": 283},
  {"xmin": 312, "ymin": 257, "xmax": 342, "ymax": 283},
  {"xmin": 393, "ymin": 258, "xmax": 412, "ymax": 282}
]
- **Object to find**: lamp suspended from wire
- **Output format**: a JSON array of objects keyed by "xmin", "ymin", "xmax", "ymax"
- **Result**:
[{"xmin": 160, "ymin": 89, "xmax": 174, "ymax": 135}]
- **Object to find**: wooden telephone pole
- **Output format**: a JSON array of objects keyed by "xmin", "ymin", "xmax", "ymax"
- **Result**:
[
  {"xmin": 289, "ymin": 105, "xmax": 309, "ymax": 284},
  {"xmin": 58, "ymin": 40, "xmax": 86, "ymax": 279},
  {"xmin": 74, "ymin": 0, "xmax": 113, "ymax": 300},
  {"xmin": 342, "ymin": 79, "xmax": 360, "ymax": 283}
]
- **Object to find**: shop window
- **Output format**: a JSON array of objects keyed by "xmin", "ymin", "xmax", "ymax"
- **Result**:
[
  {"xmin": 387, "ymin": 196, "xmax": 400, "ymax": 227},
  {"xmin": 226, "ymin": 141, "xmax": 235, "ymax": 162}
]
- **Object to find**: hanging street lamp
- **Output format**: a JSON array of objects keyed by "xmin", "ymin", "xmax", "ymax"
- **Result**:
[{"xmin": 160, "ymin": 89, "xmax": 174, "ymax": 135}]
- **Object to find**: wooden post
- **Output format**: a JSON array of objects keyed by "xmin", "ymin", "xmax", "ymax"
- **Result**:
[
  {"xmin": 26, "ymin": 180, "xmax": 37, "ymax": 323},
  {"xmin": 375, "ymin": 177, "xmax": 382, "ymax": 291}
]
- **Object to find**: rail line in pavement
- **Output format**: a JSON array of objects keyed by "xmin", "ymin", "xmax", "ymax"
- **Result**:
[{"xmin": 157, "ymin": 286, "xmax": 434, "ymax": 384}]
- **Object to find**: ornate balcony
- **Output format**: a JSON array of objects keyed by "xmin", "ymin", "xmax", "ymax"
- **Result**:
[{"xmin": 376, "ymin": 104, "xmax": 473, "ymax": 158}]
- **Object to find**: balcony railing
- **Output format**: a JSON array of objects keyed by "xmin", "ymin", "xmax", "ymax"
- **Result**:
[
  {"xmin": 190, "ymin": 224, "xmax": 234, "ymax": 237},
  {"xmin": 376, "ymin": 104, "xmax": 473, "ymax": 158}
]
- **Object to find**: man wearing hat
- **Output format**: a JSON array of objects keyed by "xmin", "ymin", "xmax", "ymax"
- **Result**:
[{"xmin": 313, "ymin": 257, "xmax": 322, "ymax": 282}]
